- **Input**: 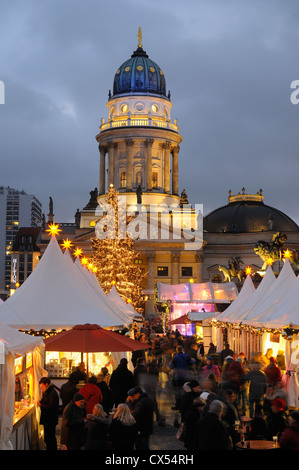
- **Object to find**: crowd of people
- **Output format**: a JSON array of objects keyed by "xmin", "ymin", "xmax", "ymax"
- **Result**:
[{"xmin": 37, "ymin": 325, "xmax": 299, "ymax": 451}]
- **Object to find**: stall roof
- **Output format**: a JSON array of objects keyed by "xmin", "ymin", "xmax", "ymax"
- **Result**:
[
  {"xmin": 157, "ymin": 281, "xmax": 238, "ymax": 303},
  {"xmin": 0, "ymin": 236, "xmax": 130, "ymax": 330},
  {"xmin": 0, "ymin": 321, "xmax": 43, "ymax": 357}
]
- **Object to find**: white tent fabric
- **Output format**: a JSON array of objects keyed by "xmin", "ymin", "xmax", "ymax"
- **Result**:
[
  {"xmin": 0, "ymin": 323, "xmax": 44, "ymax": 450},
  {"xmin": 218, "ymin": 267, "xmax": 276, "ymax": 323},
  {"xmin": 213, "ymin": 274, "xmax": 256, "ymax": 322},
  {"xmin": 0, "ymin": 236, "xmax": 128, "ymax": 330},
  {"xmin": 235, "ymin": 260, "xmax": 297, "ymax": 326},
  {"xmin": 108, "ymin": 285, "xmax": 142, "ymax": 319},
  {"xmin": 246, "ymin": 270, "xmax": 299, "ymax": 328},
  {"xmin": 64, "ymin": 251, "xmax": 132, "ymax": 325}
]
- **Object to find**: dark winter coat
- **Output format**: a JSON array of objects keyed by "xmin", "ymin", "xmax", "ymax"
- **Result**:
[
  {"xmin": 180, "ymin": 390, "xmax": 200, "ymax": 422},
  {"xmin": 197, "ymin": 411, "xmax": 232, "ymax": 450},
  {"xmin": 109, "ymin": 365, "xmax": 135, "ymax": 405},
  {"xmin": 110, "ymin": 418, "xmax": 138, "ymax": 450},
  {"xmin": 84, "ymin": 414, "xmax": 110, "ymax": 450},
  {"xmin": 244, "ymin": 368, "xmax": 267, "ymax": 401},
  {"xmin": 60, "ymin": 380, "xmax": 77, "ymax": 410},
  {"xmin": 184, "ymin": 405, "xmax": 203, "ymax": 450},
  {"xmin": 266, "ymin": 410, "xmax": 288, "ymax": 440},
  {"xmin": 39, "ymin": 383, "xmax": 59, "ymax": 427},
  {"xmin": 60, "ymin": 401, "xmax": 86, "ymax": 450},
  {"xmin": 131, "ymin": 392, "xmax": 154, "ymax": 437},
  {"xmin": 96, "ymin": 381, "xmax": 114, "ymax": 413}
]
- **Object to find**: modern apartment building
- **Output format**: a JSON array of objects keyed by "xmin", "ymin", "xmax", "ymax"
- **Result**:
[{"xmin": 0, "ymin": 186, "xmax": 42, "ymax": 295}]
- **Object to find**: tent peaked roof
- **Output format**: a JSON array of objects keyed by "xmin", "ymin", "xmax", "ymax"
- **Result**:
[
  {"xmin": 0, "ymin": 236, "xmax": 127, "ymax": 330},
  {"xmin": 215, "ymin": 274, "xmax": 255, "ymax": 322},
  {"xmin": 235, "ymin": 259, "xmax": 297, "ymax": 325},
  {"xmin": 226, "ymin": 265, "xmax": 276, "ymax": 323},
  {"xmin": 246, "ymin": 267, "xmax": 299, "ymax": 328},
  {"xmin": 108, "ymin": 286, "xmax": 142, "ymax": 318},
  {"xmin": 68, "ymin": 253, "xmax": 131, "ymax": 325}
]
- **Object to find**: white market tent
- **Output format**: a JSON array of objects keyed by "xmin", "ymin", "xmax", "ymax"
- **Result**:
[
  {"xmin": 64, "ymin": 250, "xmax": 132, "ymax": 325},
  {"xmin": 229, "ymin": 259, "xmax": 297, "ymax": 326},
  {"xmin": 108, "ymin": 285, "xmax": 142, "ymax": 319},
  {"xmin": 213, "ymin": 274, "xmax": 256, "ymax": 323},
  {"xmin": 0, "ymin": 236, "xmax": 130, "ymax": 330},
  {"xmin": 244, "ymin": 265, "xmax": 299, "ymax": 329},
  {"xmin": 0, "ymin": 322, "xmax": 45, "ymax": 450}
]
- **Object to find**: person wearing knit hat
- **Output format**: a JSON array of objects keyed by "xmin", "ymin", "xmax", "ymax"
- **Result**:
[
  {"xmin": 266, "ymin": 397, "xmax": 288, "ymax": 440},
  {"xmin": 180, "ymin": 380, "xmax": 201, "ymax": 422},
  {"xmin": 60, "ymin": 391, "xmax": 86, "ymax": 450}
]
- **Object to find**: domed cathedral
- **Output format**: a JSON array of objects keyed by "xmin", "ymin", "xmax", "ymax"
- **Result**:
[
  {"xmin": 202, "ymin": 188, "xmax": 299, "ymax": 284},
  {"xmin": 73, "ymin": 29, "xmax": 204, "ymax": 317},
  {"xmin": 80, "ymin": 27, "xmax": 182, "ymax": 220}
]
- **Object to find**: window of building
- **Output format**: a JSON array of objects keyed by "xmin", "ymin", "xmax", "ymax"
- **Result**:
[
  {"xmin": 120, "ymin": 171, "xmax": 126, "ymax": 188},
  {"xmin": 152, "ymin": 172, "xmax": 158, "ymax": 188},
  {"xmin": 157, "ymin": 266, "xmax": 168, "ymax": 276},
  {"xmin": 182, "ymin": 267, "xmax": 193, "ymax": 277},
  {"xmin": 134, "ymin": 259, "xmax": 143, "ymax": 264}
]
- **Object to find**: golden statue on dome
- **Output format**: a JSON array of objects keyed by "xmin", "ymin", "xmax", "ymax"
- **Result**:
[{"xmin": 137, "ymin": 27, "xmax": 143, "ymax": 48}]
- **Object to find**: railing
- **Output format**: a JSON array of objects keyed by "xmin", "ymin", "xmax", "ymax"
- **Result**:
[{"xmin": 99, "ymin": 118, "xmax": 179, "ymax": 133}]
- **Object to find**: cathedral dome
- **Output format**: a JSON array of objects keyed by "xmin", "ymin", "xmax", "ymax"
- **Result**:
[
  {"xmin": 203, "ymin": 190, "xmax": 299, "ymax": 234},
  {"xmin": 112, "ymin": 46, "xmax": 167, "ymax": 98}
]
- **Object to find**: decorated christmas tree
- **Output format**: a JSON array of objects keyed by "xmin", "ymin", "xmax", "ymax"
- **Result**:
[{"xmin": 90, "ymin": 185, "xmax": 146, "ymax": 314}]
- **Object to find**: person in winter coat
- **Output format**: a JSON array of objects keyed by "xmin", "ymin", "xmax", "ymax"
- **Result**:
[
  {"xmin": 243, "ymin": 362, "xmax": 267, "ymax": 418},
  {"xmin": 127, "ymin": 386, "xmax": 154, "ymax": 450},
  {"xmin": 79, "ymin": 376, "xmax": 103, "ymax": 415},
  {"xmin": 60, "ymin": 393, "xmax": 86, "ymax": 450},
  {"xmin": 197, "ymin": 399, "xmax": 232, "ymax": 450},
  {"xmin": 279, "ymin": 411, "xmax": 299, "ymax": 450},
  {"xmin": 38, "ymin": 377, "xmax": 59, "ymax": 450},
  {"xmin": 219, "ymin": 344, "xmax": 235, "ymax": 366},
  {"xmin": 183, "ymin": 396, "xmax": 206, "ymax": 450},
  {"xmin": 264, "ymin": 357, "xmax": 282, "ymax": 386},
  {"xmin": 110, "ymin": 403, "xmax": 138, "ymax": 450},
  {"xmin": 109, "ymin": 358, "xmax": 135, "ymax": 406},
  {"xmin": 200, "ymin": 356, "xmax": 221, "ymax": 382},
  {"xmin": 96, "ymin": 373, "xmax": 114, "ymax": 414},
  {"xmin": 84, "ymin": 404, "xmax": 110, "ymax": 450},
  {"xmin": 169, "ymin": 346, "xmax": 195, "ymax": 411},
  {"xmin": 180, "ymin": 380, "xmax": 201, "ymax": 423},
  {"xmin": 266, "ymin": 398, "xmax": 288, "ymax": 440},
  {"xmin": 60, "ymin": 372, "xmax": 78, "ymax": 411}
]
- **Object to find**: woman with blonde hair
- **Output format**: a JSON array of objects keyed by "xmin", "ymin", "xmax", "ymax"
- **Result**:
[
  {"xmin": 110, "ymin": 403, "xmax": 138, "ymax": 450},
  {"xmin": 84, "ymin": 404, "xmax": 110, "ymax": 450}
]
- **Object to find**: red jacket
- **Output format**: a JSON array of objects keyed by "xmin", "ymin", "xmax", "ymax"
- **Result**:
[
  {"xmin": 79, "ymin": 383, "xmax": 103, "ymax": 415},
  {"xmin": 264, "ymin": 363, "xmax": 282, "ymax": 385},
  {"xmin": 279, "ymin": 425, "xmax": 299, "ymax": 450}
]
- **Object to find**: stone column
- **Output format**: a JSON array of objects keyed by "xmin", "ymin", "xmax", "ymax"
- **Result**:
[
  {"xmin": 172, "ymin": 145, "xmax": 179, "ymax": 196},
  {"xmin": 126, "ymin": 139, "xmax": 134, "ymax": 191},
  {"xmin": 99, "ymin": 144, "xmax": 106, "ymax": 195},
  {"xmin": 145, "ymin": 138, "xmax": 154, "ymax": 191},
  {"xmin": 107, "ymin": 143, "xmax": 114, "ymax": 187},
  {"xmin": 163, "ymin": 141, "xmax": 171, "ymax": 193},
  {"xmin": 112, "ymin": 142, "xmax": 118, "ymax": 187},
  {"xmin": 146, "ymin": 253, "xmax": 156, "ymax": 317},
  {"xmin": 171, "ymin": 252, "xmax": 180, "ymax": 284},
  {"xmin": 195, "ymin": 252, "xmax": 204, "ymax": 282}
]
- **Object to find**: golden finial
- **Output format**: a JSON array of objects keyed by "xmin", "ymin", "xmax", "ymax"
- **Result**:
[{"xmin": 137, "ymin": 27, "xmax": 142, "ymax": 48}]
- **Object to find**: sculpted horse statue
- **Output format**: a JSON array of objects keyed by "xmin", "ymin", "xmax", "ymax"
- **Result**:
[
  {"xmin": 254, "ymin": 232, "xmax": 299, "ymax": 270},
  {"xmin": 218, "ymin": 256, "xmax": 244, "ymax": 282}
]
